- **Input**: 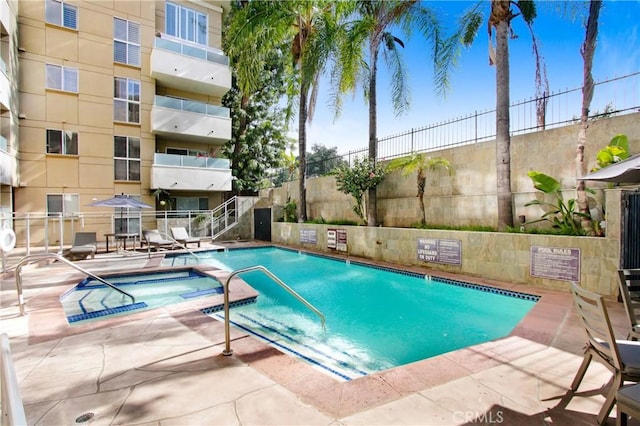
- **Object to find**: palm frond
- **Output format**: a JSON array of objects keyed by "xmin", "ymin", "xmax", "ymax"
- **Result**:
[
  {"xmin": 382, "ymin": 34, "xmax": 410, "ymax": 117},
  {"xmin": 433, "ymin": 2, "xmax": 483, "ymax": 96},
  {"xmin": 515, "ymin": 0, "xmax": 537, "ymax": 24}
]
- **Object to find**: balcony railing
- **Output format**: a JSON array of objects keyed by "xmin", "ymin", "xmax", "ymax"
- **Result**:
[
  {"xmin": 154, "ymin": 95, "xmax": 230, "ymax": 119},
  {"xmin": 154, "ymin": 34, "xmax": 229, "ymax": 66},
  {"xmin": 154, "ymin": 153, "xmax": 230, "ymax": 170}
]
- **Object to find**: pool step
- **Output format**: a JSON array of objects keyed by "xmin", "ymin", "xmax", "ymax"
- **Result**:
[
  {"xmin": 67, "ymin": 302, "xmax": 148, "ymax": 323},
  {"xmin": 209, "ymin": 307, "xmax": 372, "ymax": 381}
]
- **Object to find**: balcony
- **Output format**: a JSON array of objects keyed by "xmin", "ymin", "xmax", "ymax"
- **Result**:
[
  {"xmin": 151, "ymin": 95, "xmax": 231, "ymax": 144},
  {"xmin": 150, "ymin": 35, "xmax": 231, "ymax": 97},
  {"xmin": 0, "ymin": 135, "xmax": 16, "ymax": 186},
  {"xmin": 0, "ymin": 57, "xmax": 9, "ymax": 109},
  {"xmin": 151, "ymin": 153, "xmax": 233, "ymax": 192}
]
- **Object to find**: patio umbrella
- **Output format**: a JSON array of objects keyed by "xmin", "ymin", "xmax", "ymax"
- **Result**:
[
  {"xmin": 578, "ymin": 154, "xmax": 640, "ymax": 184},
  {"xmin": 87, "ymin": 194, "xmax": 152, "ymax": 233}
]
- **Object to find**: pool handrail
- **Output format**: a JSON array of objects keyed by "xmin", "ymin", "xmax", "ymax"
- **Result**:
[
  {"xmin": 13, "ymin": 253, "xmax": 135, "ymax": 315},
  {"xmin": 1, "ymin": 333, "xmax": 27, "ymax": 426},
  {"xmin": 221, "ymin": 265, "xmax": 326, "ymax": 356}
]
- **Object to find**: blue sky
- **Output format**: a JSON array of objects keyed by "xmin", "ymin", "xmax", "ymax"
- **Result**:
[{"xmin": 296, "ymin": 0, "xmax": 640, "ymax": 154}]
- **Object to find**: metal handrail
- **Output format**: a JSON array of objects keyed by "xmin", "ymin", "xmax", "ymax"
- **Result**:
[
  {"xmin": 1, "ymin": 333, "xmax": 27, "ymax": 426},
  {"xmin": 14, "ymin": 253, "xmax": 135, "ymax": 315},
  {"xmin": 221, "ymin": 265, "xmax": 326, "ymax": 356}
]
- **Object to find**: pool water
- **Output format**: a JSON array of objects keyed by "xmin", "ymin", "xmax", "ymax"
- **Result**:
[
  {"xmin": 164, "ymin": 247, "xmax": 538, "ymax": 380},
  {"xmin": 61, "ymin": 270, "xmax": 222, "ymax": 324}
]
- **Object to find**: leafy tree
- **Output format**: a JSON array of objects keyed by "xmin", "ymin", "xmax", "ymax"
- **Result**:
[
  {"xmin": 306, "ymin": 144, "xmax": 348, "ymax": 177},
  {"xmin": 222, "ymin": 74, "xmax": 289, "ymax": 193},
  {"xmin": 225, "ymin": 0, "xmax": 348, "ymax": 221},
  {"xmin": 331, "ymin": 0, "xmax": 443, "ymax": 227},
  {"xmin": 445, "ymin": 0, "xmax": 542, "ymax": 231},
  {"xmin": 222, "ymin": 3, "xmax": 292, "ymax": 194},
  {"xmin": 388, "ymin": 153, "xmax": 452, "ymax": 225},
  {"xmin": 332, "ymin": 157, "xmax": 387, "ymax": 225}
]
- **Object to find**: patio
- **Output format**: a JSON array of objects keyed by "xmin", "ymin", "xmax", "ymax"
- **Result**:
[{"xmin": 1, "ymin": 241, "xmax": 637, "ymax": 425}]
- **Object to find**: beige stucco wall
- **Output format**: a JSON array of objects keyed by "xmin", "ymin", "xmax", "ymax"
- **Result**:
[
  {"xmin": 272, "ymin": 185, "xmax": 624, "ymax": 298},
  {"xmin": 264, "ymin": 113, "xmax": 640, "ymax": 228}
]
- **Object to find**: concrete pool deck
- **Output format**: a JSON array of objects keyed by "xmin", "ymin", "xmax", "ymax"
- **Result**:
[{"xmin": 0, "ymin": 241, "xmax": 636, "ymax": 425}]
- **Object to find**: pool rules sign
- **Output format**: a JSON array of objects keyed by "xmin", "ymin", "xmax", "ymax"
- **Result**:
[
  {"xmin": 417, "ymin": 238, "xmax": 462, "ymax": 265},
  {"xmin": 327, "ymin": 228, "xmax": 347, "ymax": 252}
]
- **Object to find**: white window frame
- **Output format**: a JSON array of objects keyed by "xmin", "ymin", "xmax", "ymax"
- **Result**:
[
  {"xmin": 46, "ymin": 64, "xmax": 78, "ymax": 93},
  {"xmin": 45, "ymin": 0, "xmax": 78, "ymax": 30},
  {"xmin": 113, "ymin": 77, "xmax": 140, "ymax": 124},
  {"xmin": 114, "ymin": 136, "xmax": 141, "ymax": 181},
  {"xmin": 114, "ymin": 17, "xmax": 141, "ymax": 67},
  {"xmin": 165, "ymin": 2, "xmax": 208, "ymax": 46},
  {"xmin": 46, "ymin": 129, "xmax": 78, "ymax": 155},
  {"xmin": 47, "ymin": 193, "xmax": 79, "ymax": 217}
]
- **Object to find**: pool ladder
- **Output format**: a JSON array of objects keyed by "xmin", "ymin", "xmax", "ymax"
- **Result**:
[
  {"xmin": 221, "ymin": 265, "xmax": 326, "ymax": 356},
  {"xmin": 11, "ymin": 253, "xmax": 135, "ymax": 316}
]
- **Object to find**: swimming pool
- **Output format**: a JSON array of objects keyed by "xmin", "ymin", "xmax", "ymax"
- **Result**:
[
  {"xmin": 164, "ymin": 247, "xmax": 539, "ymax": 380},
  {"xmin": 60, "ymin": 269, "xmax": 223, "ymax": 324}
]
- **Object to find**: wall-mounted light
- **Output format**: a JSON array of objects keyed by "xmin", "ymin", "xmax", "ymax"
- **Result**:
[
  {"xmin": 18, "ymin": 47, "xmax": 26, "ymax": 52},
  {"xmin": 18, "ymin": 114, "xmax": 26, "ymax": 119},
  {"xmin": 171, "ymin": 182, "xmax": 178, "ymax": 187}
]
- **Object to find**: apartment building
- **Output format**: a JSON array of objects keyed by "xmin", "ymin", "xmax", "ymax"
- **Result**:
[
  {"xmin": 8, "ymin": 0, "xmax": 232, "ymax": 243},
  {"xmin": 0, "ymin": 0, "xmax": 18, "ymax": 220}
]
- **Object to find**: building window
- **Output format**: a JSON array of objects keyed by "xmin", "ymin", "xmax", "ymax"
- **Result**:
[
  {"xmin": 114, "ymin": 18, "xmax": 141, "ymax": 67},
  {"xmin": 47, "ymin": 193, "xmax": 79, "ymax": 217},
  {"xmin": 165, "ymin": 2, "xmax": 207, "ymax": 46},
  {"xmin": 114, "ymin": 77, "xmax": 140, "ymax": 123},
  {"xmin": 166, "ymin": 147, "xmax": 207, "ymax": 157},
  {"xmin": 172, "ymin": 197, "xmax": 208, "ymax": 211},
  {"xmin": 114, "ymin": 194, "xmax": 142, "ymax": 234},
  {"xmin": 46, "ymin": 129, "xmax": 78, "ymax": 155},
  {"xmin": 45, "ymin": 0, "xmax": 78, "ymax": 30},
  {"xmin": 114, "ymin": 136, "xmax": 140, "ymax": 181},
  {"xmin": 46, "ymin": 64, "xmax": 78, "ymax": 93}
]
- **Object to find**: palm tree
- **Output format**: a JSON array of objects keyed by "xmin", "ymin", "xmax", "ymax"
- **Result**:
[
  {"xmin": 576, "ymin": 0, "xmax": 602, "ymax": 235},
  {"xmin": 225, "ymin": 0, "xmax": 345, "ymax": 222},
  {"xmin": 444, "ymin": 0, "xmax": 540, "ymax": 231},
  {"xmin": 332, "ymin": 0, "xmax": 442, "ymax": 227},
  {"xmin": 388, "ymin": 153, "xmax": 452, "ymax": 225}
]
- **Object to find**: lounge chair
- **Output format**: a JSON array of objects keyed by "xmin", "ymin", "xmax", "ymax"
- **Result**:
[
  {"xmin": 568, "ymin": 282, "xmax": 640, "ymax": 425},
  {"xmin": 142, "ymin": 229, "xmax": 178, "ymax": 251},
  {"xmin": 618, "ymin": 269, "xmax": 640, "ymax": 340},
  {"xmin": 170, "ymin": 227, "xmax": 201, "ymax": 248},
  {"xmin": 64, "ymin": 232, "xmax": 97, "ymax": 260}
]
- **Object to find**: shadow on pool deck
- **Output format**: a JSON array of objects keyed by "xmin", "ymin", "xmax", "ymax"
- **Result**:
[{"xmin": 1, "ymin": 240, "xmax": 636, "ymax": 425}]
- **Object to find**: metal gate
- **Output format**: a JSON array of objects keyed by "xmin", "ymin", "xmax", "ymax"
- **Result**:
[
  {"xmin": 254, "ymin": 208, "xmax": 271, "ymax": 241},
  {"xmin": 622, "ymin": 191, "xmax": 640, "ymax": 268}
]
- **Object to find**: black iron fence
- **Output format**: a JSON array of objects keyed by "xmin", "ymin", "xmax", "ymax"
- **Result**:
[{"xmin": 273, "ymin": 71, "xmax": 640, "ymax": 180}]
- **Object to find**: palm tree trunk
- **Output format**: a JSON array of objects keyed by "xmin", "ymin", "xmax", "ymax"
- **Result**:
[
  {"xmin": 418, "ymin": 173, "xmax": 426, "ymax": 225},
  {"xmin": 367, "ymin": 46, "xmax": 379, "ymax": 227},
  {"xmin": 495, "ymin": 17, "xmax": 514, "ymax": 231},
  {"xmin": 576, "ymin": 0, "xmax": 601, "ymax": 235},
  {"xmin": 298, "ymin": 83, "xmax": 309, "ymax": 222}
]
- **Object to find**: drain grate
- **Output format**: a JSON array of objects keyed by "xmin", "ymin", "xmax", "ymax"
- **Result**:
[{"xmin": 75, "ymin": 412, "xmax": 94, "ymax": 423}]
